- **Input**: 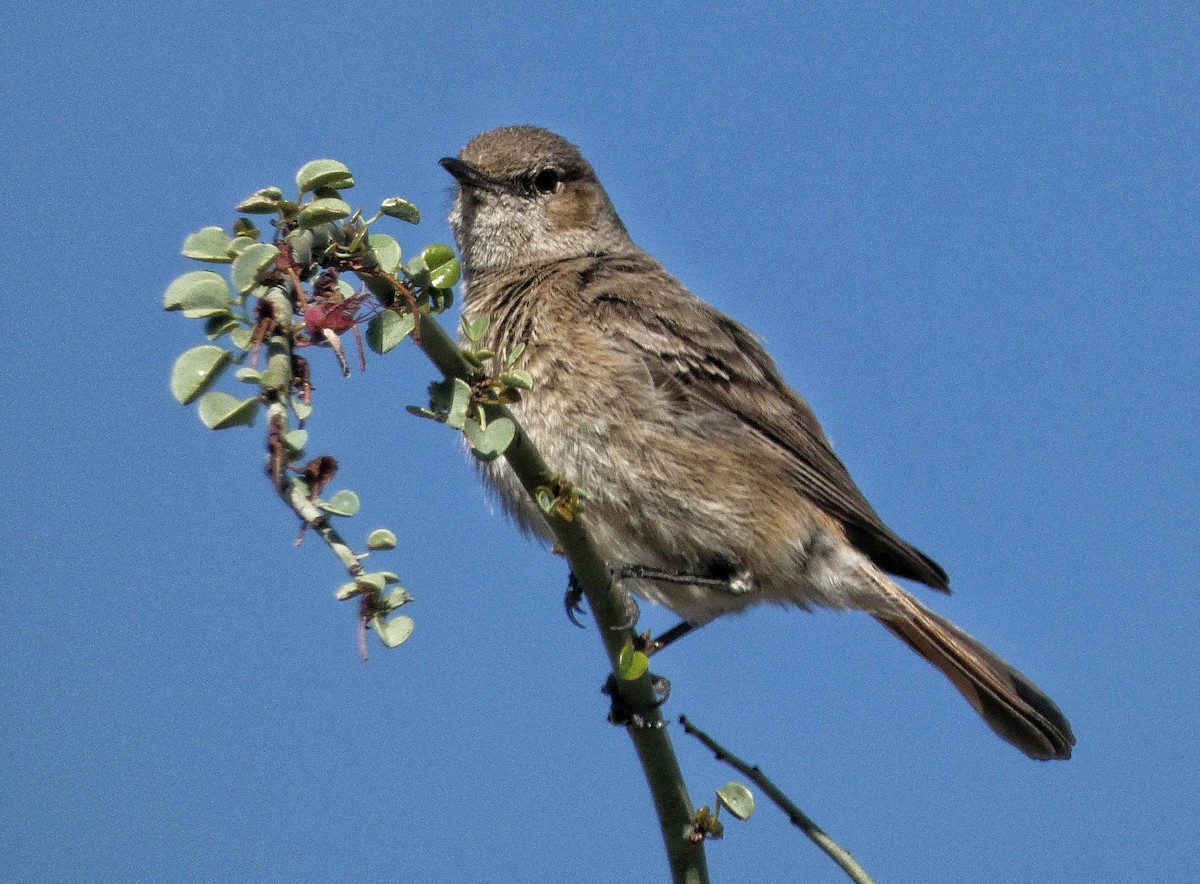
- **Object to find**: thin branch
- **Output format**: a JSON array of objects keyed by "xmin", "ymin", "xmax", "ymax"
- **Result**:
[
  {"xmin": 679, "ymin": 715, "xmax": 876, "ymax": 884},
  {"xmin": 408, "ymin": 307, "xmax": 710, "ymax": 884}
]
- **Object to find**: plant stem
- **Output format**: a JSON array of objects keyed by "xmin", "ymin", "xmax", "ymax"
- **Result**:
[
  {"xmin": 680, "ymin": 715, "xmax": 875, "ymax": 884},
  {"xmin": 415, "ymin": 311, "xmax": 709, "ymax": 884}
]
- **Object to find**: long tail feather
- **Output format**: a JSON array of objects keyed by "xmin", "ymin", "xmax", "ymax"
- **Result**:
[{"xmin": 872, "ymin": 585, "xmax": 1075, "ymax": 760}]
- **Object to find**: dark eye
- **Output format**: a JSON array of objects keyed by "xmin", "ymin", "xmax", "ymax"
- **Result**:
[{"xmin": 532, "ymin": 168, "xmax": 562, "ymax": 194}]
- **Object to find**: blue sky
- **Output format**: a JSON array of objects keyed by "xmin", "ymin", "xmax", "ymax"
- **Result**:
[{"xmin": 3, "ymin": 2, "xmax": 1198, "ymax": 881}]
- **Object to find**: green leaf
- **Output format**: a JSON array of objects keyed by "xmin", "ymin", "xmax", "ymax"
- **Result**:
[
  {"xmin": 617, "ymin": 642, "xmax": 650, "ymax": 681},
  {"xmin": 291, "ymin": 397, "xmax": 313, "ymax": 421},
  {"xmin": 366, "ymin": 309, "xmax": 415, "ymax": 354},
  {"xmin": 373, "ymin": 614, "xmax": 414, "ymax": 648},
  {"xmin": 367, "ymin": 528, "xmax": 397, "ymax": 550},
  {"xmin": 427, "ymin": 378, "xmax": 471, "ymax": 429},
  {"xmin": 163, "ymin": 271, "xmax": 234, "ymax": 318},
  {"xmin": 231, "ymin": 217, "xmax": 260, "ymax": 240},
  {"xmin": 230, "ymin": 326, "xmax": 254, "ymax": 351},
  {"xmin": 420, "ymin": 242, "xmax": 456, "ymax": 269},
  {"xmin": 430, "ymin": 257, "xmax": 461, "ymax": 289},
  {"xmin": 182, "ymin": 226, "xmax": 235, "ymax": 263},
  {"xmin": 715, "ymin": 782, "xmax": 755, "ymax": 821},
  {"xmin": 366, "ymin": 233, "xmax": 401, "ymax": 274},
  {"xmin": 335, "ymin": 581, "xmax": 362, "ymax": 600},
  {"xmin": 226, "ymin": 235, "xmax": 257, "ymax": 258},
  {"xmin": 385, "ymin": 587, "xmax": 413, "ymax": 608},
  {"xmin": 170, "ymin": 345, "xmax": 233, "ymax": 404},
  {"xmin": 286, "ymin": 228, "xmax": 314, "ymax": 265},
  {"xmin": 261, "ymin": 348, "xmax": 291, "ymax": 393},
  {"xmin": 284, "ymin": 430, "xmax": 308, "ymax": 458},
  {"xmin": 463, "ymin": 417, "xmax": 515, "ymax": 461},
  {"xmin": 380, "ymin": 196, "xmax": 421, "ymax": 223},
  {"xmin": 500, "ymin": 369, "xmax": 533, "ymax": 390},
  {"xmin": 356, "ymin": 572, "xmax": 388, "ymax": 592},
  {"xmin": 236, "ymin": 186, "xmax": 284, "ymax": 214},
  {"xmin": 504, "ymin": 341, "xmax": 526, "ymax": 366},
  {"xmin": 197, "ymin": 391, "xmax": 261, "ymax": 429},
  {"xmin": 230, "ymin": 242, "xmax": 280, "ymax": 293},
  {"xmin": 296, "ymin": 159, "xmax": 354, "ymax": 194},
  {"xmin": 319, "ymin": 489, "xmax": 360, "ymax": 517},
  {"xmin": 298, "ymin": 197, "xmax": 352, "ymax": 228},
  {"xmin": 461, "ymin": 313, "xmax": 490, "ymax": 343},
  {"xmin": 204, "ymin": 314, "xmax": 241, "ymax": 340}
]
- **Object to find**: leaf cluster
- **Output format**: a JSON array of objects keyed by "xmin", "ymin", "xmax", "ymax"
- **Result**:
[
  {"xmin": 404, "ymin": 314, "xmax": 532, "ymax": 462},
  {"xmin": 163, "ymin": 159, "xmax": 463, "ymax": 650}
]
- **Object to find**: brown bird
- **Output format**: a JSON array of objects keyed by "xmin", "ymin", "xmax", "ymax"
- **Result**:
[{"xmin": 441, "ymin": 125, "xmax": 1074, "ymax": 760}]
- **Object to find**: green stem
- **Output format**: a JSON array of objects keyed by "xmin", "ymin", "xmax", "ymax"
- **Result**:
[{"xmin": 415, "ymin": 312, "xmax": 709, "ymax": 884}]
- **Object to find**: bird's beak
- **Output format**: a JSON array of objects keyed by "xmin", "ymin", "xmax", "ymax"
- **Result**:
[{"xmin": 439, "ymin": 157, "xmax": 506, "ymax": 192}]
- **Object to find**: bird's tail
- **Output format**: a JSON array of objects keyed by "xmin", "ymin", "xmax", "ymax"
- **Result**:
[{"xmin": 869, "ymin": 579, "xmax": 1075, "ymax": 760}]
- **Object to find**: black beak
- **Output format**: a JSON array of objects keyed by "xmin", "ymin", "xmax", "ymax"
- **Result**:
[{"xmin": 439, "ymin": 157, "xmax": 507, "ymax": 192}]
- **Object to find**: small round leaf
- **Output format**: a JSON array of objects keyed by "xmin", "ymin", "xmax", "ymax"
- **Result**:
[
  {"xmin": 236, "ymin": 186, "xmax": 284, "ymax": 213},
  {"xmin": 284, "ymin": 430, "xmax": 308, "ymax": 456},
  {"xmin": 319, "ymin": 489, "xmax": 361, "ymax": 517},
  {"xmin": 366, "ymin": 309, "xmax": 415, "ymax": 354},
  {"xmin": 171, "ymin": 345, "xmax": 233, "ymax": 404},
  {"xmin": 420, "ymin": 243, "xmax": 456, "ymax": 268},
  {"xmin": 617, "ymin": 643, "xmax": 650, "ymax": 681},
  {"xmin": 296, "ymin": 159, "xmax": 354, "ymax": 194},
  {"xmin": 366, "ymin": 233, "xmax": 402, "ymax": 274},
  {"xmin": 380, "ymin": 197, "xmax": 421, "ymax": 224},
  {"xmin": 715, "ymin": 782, "xmax": 755, "ymax": 821},
  {"xmin": 500, "ymin": 369, "xmax": 534, "ymax": 390},
  {"xmin": 230, "ymin": 327, "xmax": 254, "ymax": 351},
  {"xmin": 182, "ymin": 226, "xmax": 235, "ymax": 263},
  {"xmin": 356, "ymin": 572, "xmax": 388, "ymax": 592},
  {"xmin": 204, "ymin": 314, "xmax": 241, "ymax": 340},
  {"xmin": 367, "ymin": 529, "xmax": 397, "ymax": 550},
  {"xmin": 429, "ymin": 257, "xmax": 461, "ymax": 289},
  {"xmin": 385, "ymin": 587, "xmax": 413, "ymax": 609},
  {"xmin": 373, "ymin": 614, "xmax": 414, "ymax": 648},
  {"xmin": 163, "ymin": 271, "xmax": 233, "ymax": 317},
  {"xmin": 197, "ymin": 391, "xmax": 261, "ymax": 430},
  {"xmin": 291, "ymin": 397, "xmax": 313, "ymax": 421},
  {"xmin": 230, "ymin": 242, "xmax": 280, "ymax": 294},
  {"xmin": 463, "ymin": 417, "xmax": 516, "ymax": 461},
  {"xmin": 298, "ymin": 197, "xmax": 352, "ymax": 228},
  {"xmin": 461, "ymin": 314, "xmax": 490, "ymax": 343}
]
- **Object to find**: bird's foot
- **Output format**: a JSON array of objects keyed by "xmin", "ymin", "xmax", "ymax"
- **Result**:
[{"xmin": 564, "ymin": 573, "xmax": 588, "ymax": 628}]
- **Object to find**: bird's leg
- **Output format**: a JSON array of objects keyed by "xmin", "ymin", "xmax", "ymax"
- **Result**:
[
  {"xmin": 611, "ymin": 561, "xmax": 753, "ymax": 652},
  {"xmin": 648, "ymin": 620, "xmax": 697, "ymax": 655},
  {"xmin": 612, "ymin": 562, "xmax": 755, "ymax": 594}
]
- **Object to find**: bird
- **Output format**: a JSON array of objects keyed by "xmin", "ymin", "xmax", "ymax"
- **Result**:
[{"xmin": 439, "ymin": 125, "xmax": 1074, "ymax": 760}]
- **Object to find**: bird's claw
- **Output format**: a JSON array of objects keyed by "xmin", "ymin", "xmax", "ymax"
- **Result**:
[{"xmin": 564, "ymin": 574, "xmax": 588, "ymax": 628}]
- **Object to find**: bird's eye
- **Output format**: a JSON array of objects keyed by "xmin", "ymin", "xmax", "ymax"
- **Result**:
[{"xmin": 531, "ymin": 168, "xmax": 562, "ymax": 194}]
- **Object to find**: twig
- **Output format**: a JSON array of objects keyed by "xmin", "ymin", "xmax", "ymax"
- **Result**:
[
  {"xmin": 410, "ymin": 310, "xmax": 710, "ymax": 884},
  {"xmin": 679, "ymin": 715, "xmax": 875, "ymax": 884}
]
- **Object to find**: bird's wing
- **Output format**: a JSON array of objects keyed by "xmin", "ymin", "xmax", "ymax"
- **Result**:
[{"xmin": 585, "ymin": 252, "xmax": 949, "ymax": 592}]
